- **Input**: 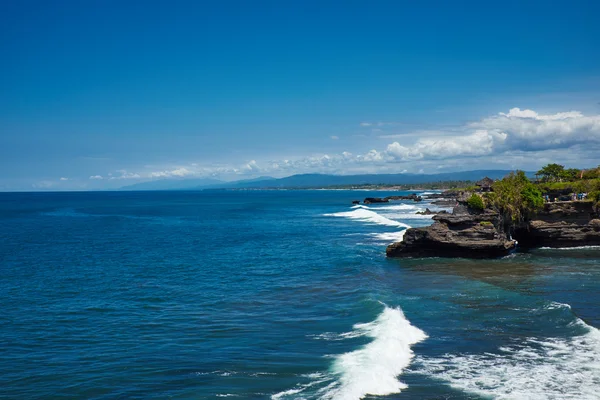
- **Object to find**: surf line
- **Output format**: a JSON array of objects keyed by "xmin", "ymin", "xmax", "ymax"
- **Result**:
[{"xmin": 273, "ymin": 304, "xmax": 427, "ymax": 400}]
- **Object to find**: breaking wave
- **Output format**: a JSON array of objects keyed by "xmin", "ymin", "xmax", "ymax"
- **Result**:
[
  {"xmin": 324, "ymin": 208, "xmax": 411, "ymax": 228},
  {"xmin": 373, "ymin": 204, "xmax": 420, "ymax": 211},
  {"xmin": 273, "ymin": 305, "xmax": 427, "ymax": 400},
  {"xmin": 415, "ymin": 302, "xmax": 600, "ymax": 400},
  {"xmin": 369, "ymin": 231, "xmax": 408, "ymax": 243},
  {"xmin": 539, "ymin": 246, "xmax": 600, "ymax": 250}
]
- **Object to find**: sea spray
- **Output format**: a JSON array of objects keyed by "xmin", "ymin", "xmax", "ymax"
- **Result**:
[
  {"xmin": 415, "ymin": 302, "xmax": 600, "ymax": 400},
  {"xmin": 273, "ymin": 305, "xmax": 427, "ymax": 400},
  {"xmin": 370, "ymin": 231, "xmax": 408, "ymax": 243},
  {"xmin": 373, "ymin": 204, "xmax": 421, "ymax": 211},
  {"xmin": 324, "ymin": 208, "xmax": 411, "ymax": 228},
  {"xmin": 325, "ymin": 306, "xmax": 428, "ymax": 399},
  {"xmin": 539, "ymin": 246, "xmax": 600, "ymax": 250}
]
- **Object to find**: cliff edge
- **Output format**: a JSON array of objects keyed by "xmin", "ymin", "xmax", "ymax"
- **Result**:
[
  {"xmin": 514, "ymin": 201, "xmax": 600, "ymax": 248},
  {"xmin": 386, "ymin": 210, "xmax": 516, "ymax": 258},
  {"xmin": 386, "ymin": 198, "xmax": 599, "ymax": 259}
]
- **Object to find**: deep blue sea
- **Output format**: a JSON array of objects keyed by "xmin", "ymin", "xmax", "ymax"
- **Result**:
[{"xmin": 1, "ymin": 190, "xmax": 599, "ymax": 399}]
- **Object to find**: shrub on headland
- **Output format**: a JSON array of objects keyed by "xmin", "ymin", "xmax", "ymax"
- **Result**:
[
  {"xmin": 487, "ymin": 171, "xmax": 544, "ymax": 226},
  {"xmin": 467, "ymin": 193, "xmax": 485, "ymax": 211}
]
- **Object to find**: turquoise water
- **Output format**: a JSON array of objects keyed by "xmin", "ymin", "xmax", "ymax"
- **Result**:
[{"xmin": 1, "ymin": 190, "xmax": 599, "ymax": 399}]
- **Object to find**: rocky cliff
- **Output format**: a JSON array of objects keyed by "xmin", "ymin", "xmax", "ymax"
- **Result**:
[
  {"xmin": 514, "ymin": 201, "xmax": 600, "ymax": 248},
  {"xmin": 386, "ymin": 196, "xmax": 600, "ymax": 258},
  {"xmin": 386, "ymin": 211, "xmax": 516, "ymax": 258}
]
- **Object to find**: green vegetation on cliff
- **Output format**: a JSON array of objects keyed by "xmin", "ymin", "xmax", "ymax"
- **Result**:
[
  {"xmin": 467, "ymin": 193, "xmax": 485, "ymax": 211},
  {"xmin": 533, "ymin": 163, "xmax": 600, "ymax": 207},
  {"xmin": 476, "ymin": 165, "xmax": 600, "ymax": 231},
  {"xmin": 535, "ymin": 163, "xmax": 600, "ymax": 182},
  {"xmin": 485, "ymin": 171, "xmax": 544, "ymax": 227}
]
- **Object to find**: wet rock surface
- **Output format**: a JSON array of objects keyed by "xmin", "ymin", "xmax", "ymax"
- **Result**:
[{"xmin": 387, "ymin": 210, "xmax": 516, "ymax": 258}]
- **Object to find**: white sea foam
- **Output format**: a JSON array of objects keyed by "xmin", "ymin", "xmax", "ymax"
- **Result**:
[
  {"xmin": 416, "ymin": 307, "xmax": 600, "ymax": 400},
  {"xmin": 370, "ymin": 231, "xmax": 408, "ymax": 243},
  {"xmin": 271, "ymin": 374, "xmax": 332, "ymax": 399},
  {"xmin": 308, "ymin": 330, "xmax": 366, "ymax": 341},
  {"xmin": 373, "ymin": 204, "xmax": 419, "ymax": 211},
  {"xmin": 274, "ymin": 306, "xmax": 427, "ymax": 400},
  {"xmin": 271, "ymin": 388, "xmax": 306, "ymax": 399},
  {"xmin": 323, "ymin": 306, "xmax": 428, "ymax": 399},
  {"xmin": 324, "ymin": 209, "xmax": 411, "ymax": 228},
  {"xmin": 539, "ymin": 246, "xmax": 600, "ymax": 250},
  {"xmin": 546, "ymin": 301, "xmax": 572, "ymax": 310},
  {"xmin": 380, "ymin": 212, "xmax": 435, "ymax": 220}
]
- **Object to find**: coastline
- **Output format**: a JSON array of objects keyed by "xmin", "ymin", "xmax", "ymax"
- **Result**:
[{"xmin": 385, "ymin": 191, "xmax": 600, "ymax": 258}]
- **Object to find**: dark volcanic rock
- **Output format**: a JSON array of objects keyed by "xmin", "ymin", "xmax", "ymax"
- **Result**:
[
  {"xmin": 363, "ymin": 197, "xmax": 389, "ymax": 204},
  {"xmin": 514, "ymin": 201, "xmax": 600, "ymax": 248},
  {"xmin": 428, "ymin": 191, "xmax": 459, "ymax": 206},
  {"xmin": 431, "ymin": 199, "xmax": 457, "ymax": 206},
  {"xmin": 415, "ymin": 208, "xmax": 449, "ymax": 216},
  {"xmin": 384, "ymin": 194, "xmax": 422, "ymax": 202},
  {"xmin": 352, "ymin": 200, "xmax": 360, "ymax": 205},
  {"xmin": 426, "ymin": 192, "xmax": 459, "ymax": 199},
  {"xmin": 387, "ymin": 201, "xmax": 600, "ymax": 259},
  {"xmin": 386, "ymin": 211, "xmax": 515, "ymax": 258}
]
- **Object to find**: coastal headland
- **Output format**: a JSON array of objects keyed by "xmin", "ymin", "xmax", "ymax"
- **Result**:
[{"xmin": 386, "ymin": 165, "xmax": 600, "ymax": 258}]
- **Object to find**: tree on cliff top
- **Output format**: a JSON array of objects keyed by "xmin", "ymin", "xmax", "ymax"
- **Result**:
[
  {"xmin": 486, "ymin": 171, "xmax": 544, "ymax": 229},
  {"xmin": 536, "ymin": 163, "xmax": 566, "ymax": 182}
]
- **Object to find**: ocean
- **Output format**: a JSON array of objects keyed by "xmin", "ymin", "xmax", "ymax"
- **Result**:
[{"xmin": 1, "ymin": 190, "xmax": 599, "ymax": 399}]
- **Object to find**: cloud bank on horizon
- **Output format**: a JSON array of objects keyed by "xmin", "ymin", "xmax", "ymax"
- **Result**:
[{"xmin": 62, "ymin": 107, "xmax": 600, "ymax": 189}]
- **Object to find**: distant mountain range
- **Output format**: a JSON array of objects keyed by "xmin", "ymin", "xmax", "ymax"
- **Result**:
[{"xmin": 120, "ymin": 170, "xmax": 527, "ymax": 191}]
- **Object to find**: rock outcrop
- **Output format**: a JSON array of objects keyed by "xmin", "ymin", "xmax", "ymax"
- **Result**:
[
  {"xmin": 384, "ymin": 194, "xmax": 423, "ymax": 202},
  {"xmin": 431, "ymin": 199, "xmax": 457, "ymax": 206},
  {"xmin": 387, "ymin": 200, "xmax": 600, "ymax": 259},
  {"xmin": 415, "ymin": 208, "xmax": 449, "ymax": 216},
  {"xmin": 514, "ymin": 201, "xmax": 600, "ymax": 248},
  {"xmin": 426, "ymin": 192, "xmax": 458, "ymax": 199},
  {"xmin": 426, "ymin": 191, "xmax": 460, "ymax": 206},
  {"xmin": 387, "ymin": 211, "xmax": 516, "ymax": 258},
  {"xmin": 363, "ymin": 194, "xmax": 423, "ymax": 204},
  {"xmin": 363, "ymin": 197, "xmax": 388, "ymax": 204}
]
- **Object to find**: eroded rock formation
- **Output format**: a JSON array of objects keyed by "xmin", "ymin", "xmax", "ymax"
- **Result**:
[
  {"xmin": 386, "ymin": 211, "xmax": 515, "ymax": 258},
  {"xmin": 514, "ymin": 201, "xmax": 600, "ymax": 248},
  {"xmin": 387, "ymin": 199, "xmax": 600, "ymax": 258}
]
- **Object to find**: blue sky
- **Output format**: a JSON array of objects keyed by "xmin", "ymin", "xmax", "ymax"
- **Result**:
[{"xmin": 1, "ymin": 0, "xmax": 599, "ymax": 190}]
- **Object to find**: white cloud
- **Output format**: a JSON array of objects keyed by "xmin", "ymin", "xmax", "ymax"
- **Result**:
[
  {"xmin": 385, "ymin": 130, "xmax": 506, "ymax": 161},
  {"xmin": 472, "ymin": 107, "xmax": 600, "ymax": 152},
  {"xmin": 381, "ymin": 108, "xmax": 600, "ymax": 162},
  {"xmin": 60, "ymin": 177, "xmax": 69, "ymax": 181},
  {"xmin": 331, "ymin": 135, "xmax": 339, "ymax": 140},
  {"xmin": 82, "ymin": 107, "xmax": 600, "ymax": 184},
  {"xmin": 243, "ymin": 160, "xmax": 260, "ymax": 172},
  {"xmin": 149, "ymin": 167, "xmax": 193, "ymax": 178},
  {"xmin": 498, "ymin": 108, "xmax": 583, "ymax": 120},
  {"xmin": 360, "ymin": 149, "xmax": 385, "ymax": 162},
  {"xmin": 108, "ymin": 171, "xmax": 142, "ymax": 180}
]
